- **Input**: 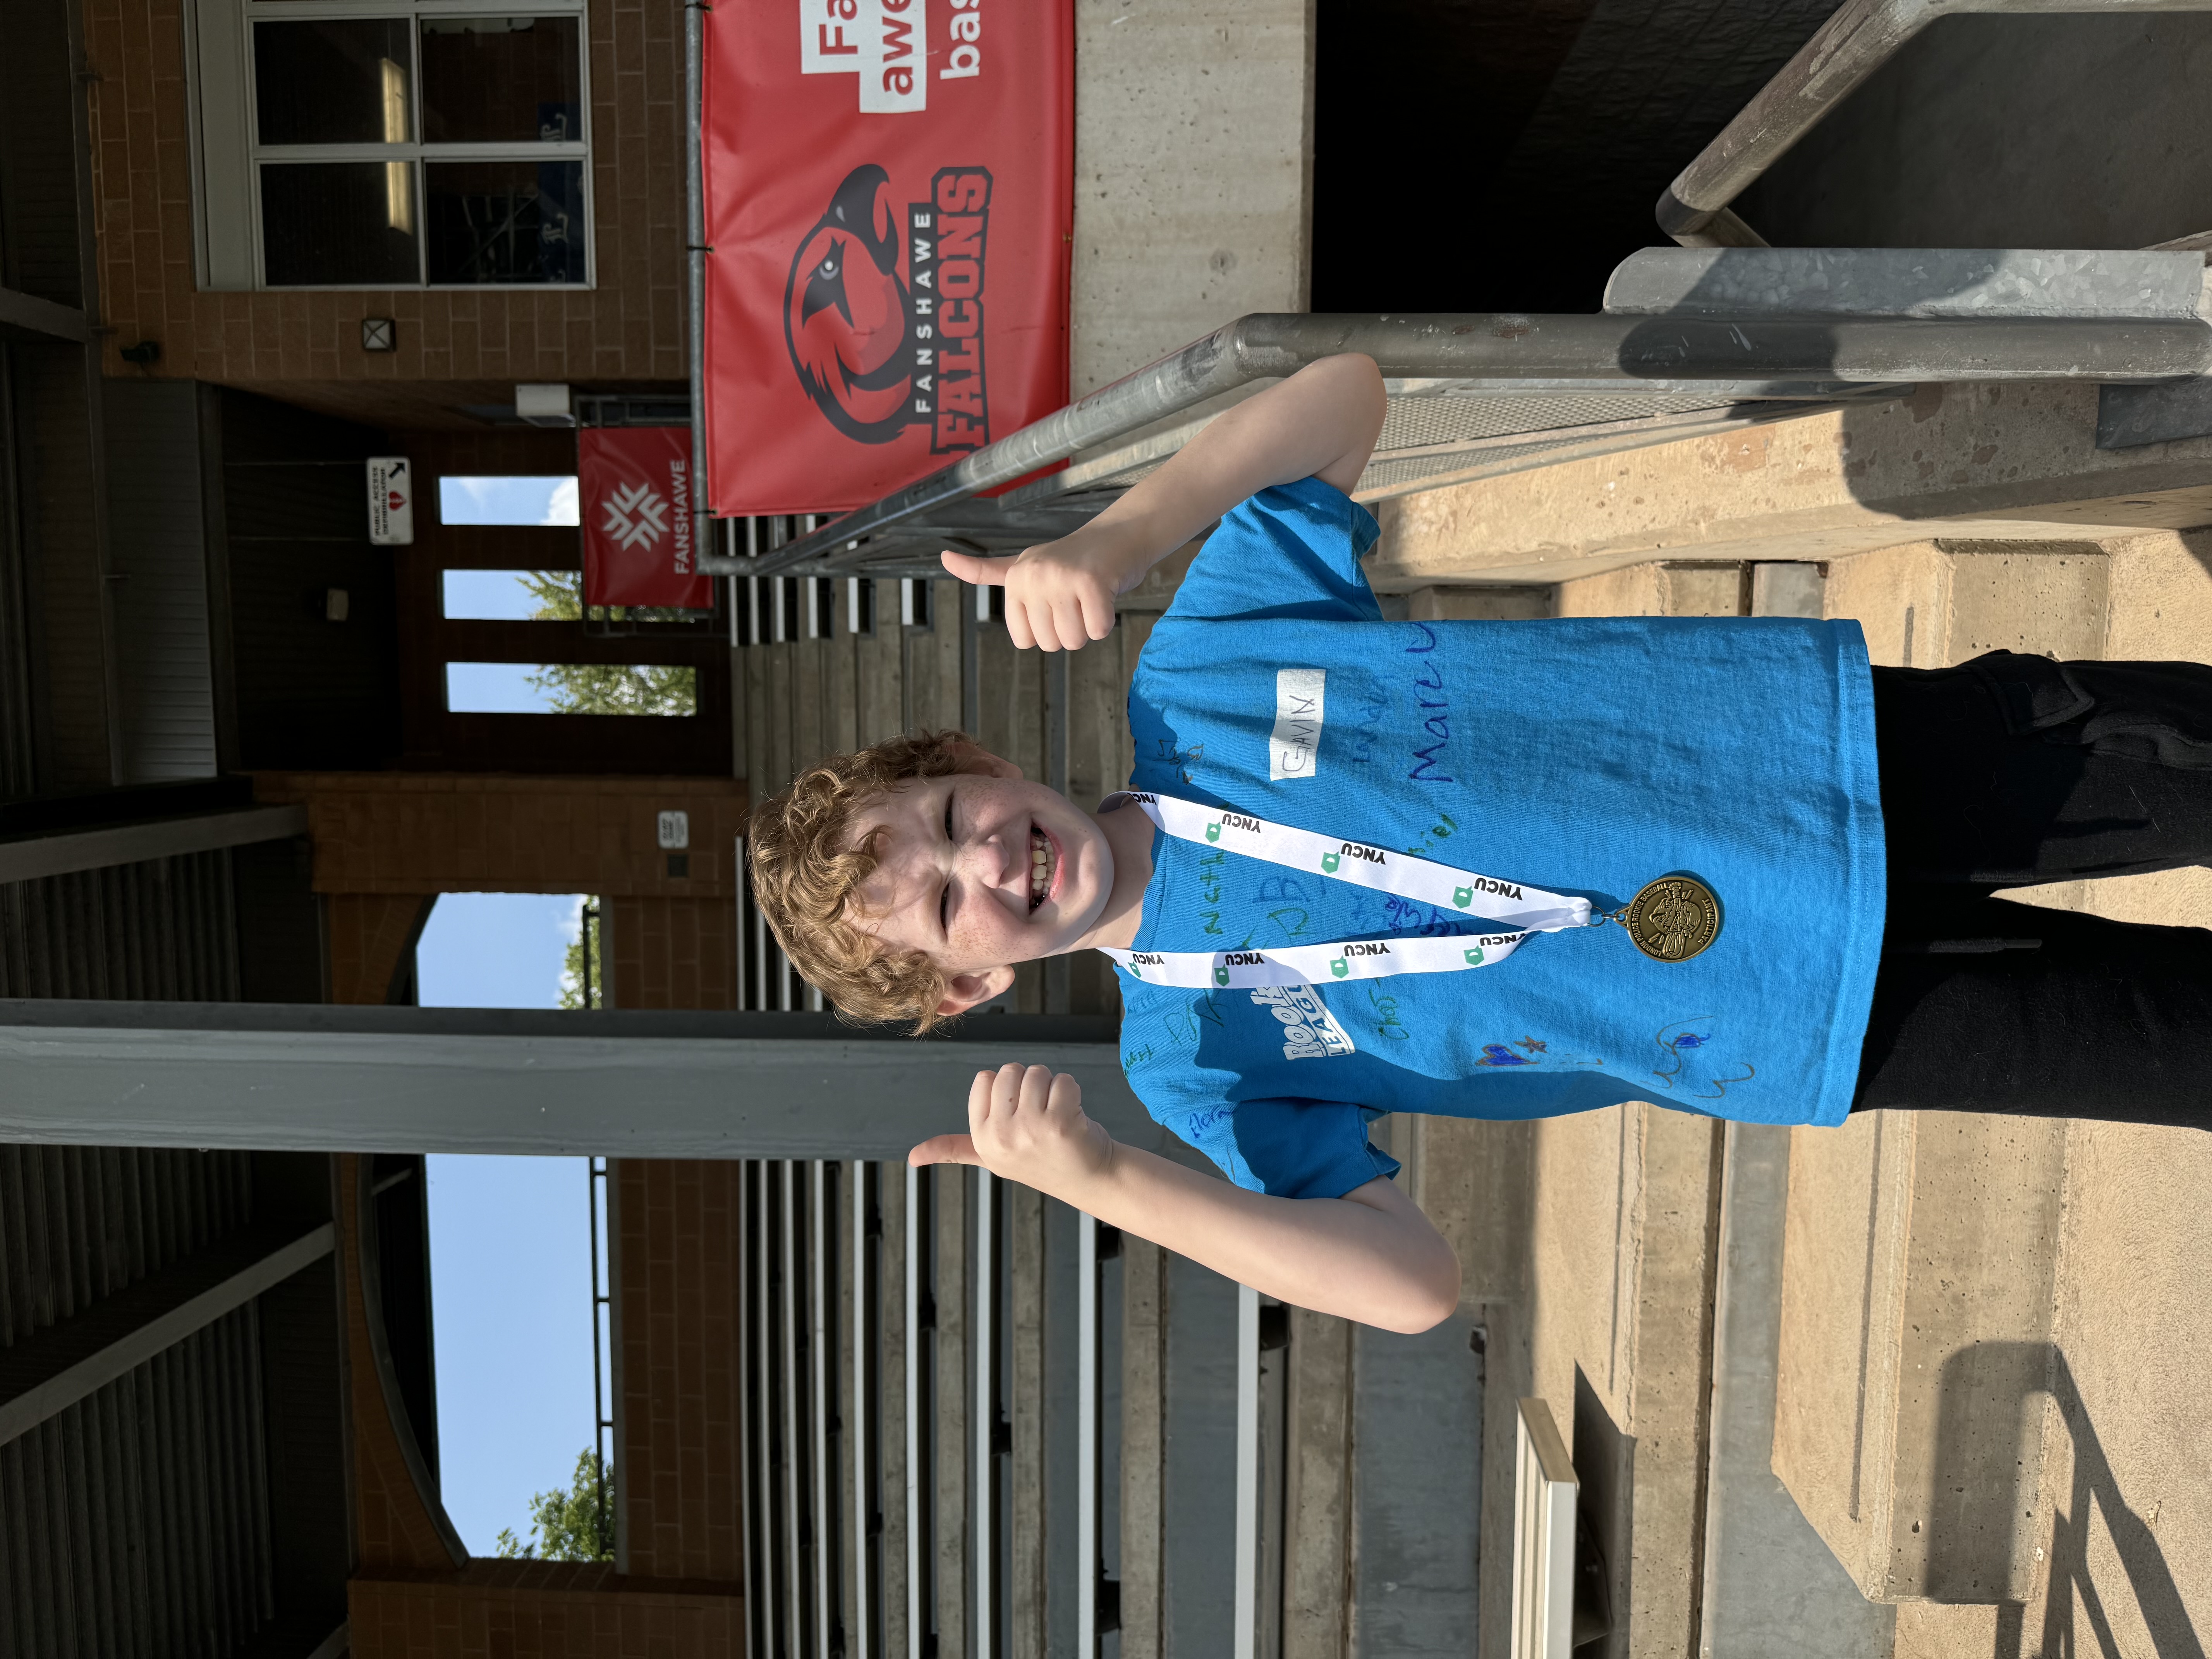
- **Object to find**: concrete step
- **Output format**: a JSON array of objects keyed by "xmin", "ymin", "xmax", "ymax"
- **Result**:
[
  {"xmin": 1411, "ymin": 529, "xmax": 2212, "ymax": 1652},
  {"xmin": 1782, "ymin": 527, "xmax": 2212, "ymax": 1650}
]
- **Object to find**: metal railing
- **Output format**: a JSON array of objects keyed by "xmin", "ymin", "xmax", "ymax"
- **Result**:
[
  {"xmin": 588, "ymin": 1155, "xmax": 615, "ymax": 1557},
  {"xmin": 736, "ymin": 1157, "xmax": 1282, "ymax": 1658},
  {"xmin": 1511, "ymin": 1397, "xmax": 1580, "ymax": 1659},
  {"xmin": 1654, "ymin": 0, "xmax": 2212, "ymax": 248},
  {"xmin": 696, "ymin": 255, "xmax": 2212, "ymax": 585}
]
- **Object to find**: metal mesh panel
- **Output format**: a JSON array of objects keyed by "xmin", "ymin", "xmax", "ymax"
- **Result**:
[{"xmin": 1372, "ymin": 389, "xmax": 1748, "ymax": 452}]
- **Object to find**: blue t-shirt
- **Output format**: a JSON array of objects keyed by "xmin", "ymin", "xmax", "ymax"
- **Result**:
[{"xmin": 1113, "ymin": 477, "xmax": 1886, "ymax": 1199}]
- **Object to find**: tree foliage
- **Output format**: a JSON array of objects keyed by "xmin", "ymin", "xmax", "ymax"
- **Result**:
[
  {"xmin": 518, "ymin": 570, "xmax": 699, "ymax": 717},
  {"xmin": 558, "ymin": 900, "xmax": 603, "ymax": 1010},
  {"xmin": 492, "ymin": 1448, "xmax": 614, "ymax": 1562}
]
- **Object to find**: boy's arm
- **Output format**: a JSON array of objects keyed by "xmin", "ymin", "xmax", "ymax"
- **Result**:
[
  {"xmin": 939, "ymin": 352, "xmax": 1389, "ymax": 653},
  {"xmin": 911, "ymin": 1063, "xmax": 1461, "ymax": 1335}
]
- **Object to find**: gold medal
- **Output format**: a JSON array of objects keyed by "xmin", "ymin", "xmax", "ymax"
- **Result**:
[{"xmin": 1620, "ymin": 876, "xmax": 1722, "ymax": 963}]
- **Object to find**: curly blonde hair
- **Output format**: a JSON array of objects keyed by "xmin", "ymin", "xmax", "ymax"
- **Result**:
[{"xmin": 745, "ymin": 729, "xmax": 977, "ymax": 1029}]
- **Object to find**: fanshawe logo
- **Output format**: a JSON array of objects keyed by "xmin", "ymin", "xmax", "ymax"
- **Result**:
[
  {"xmin": 785, "ymin": 163, "xmax": 994, "ymax": 453},
  {"xmin": 601, "ymin": 481, "xmax": 670, "ymax": 552}
]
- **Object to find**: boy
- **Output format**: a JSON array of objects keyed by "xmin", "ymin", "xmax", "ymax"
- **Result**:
[{"xmin": 749, "ymin": 354, "xmax": 2212, "ymax": 1333}]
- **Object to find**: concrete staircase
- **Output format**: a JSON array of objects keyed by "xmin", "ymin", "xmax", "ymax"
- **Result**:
[{"xmin": 1367, "ymin": 379, "xmax": 2212, "ymax": 1655}]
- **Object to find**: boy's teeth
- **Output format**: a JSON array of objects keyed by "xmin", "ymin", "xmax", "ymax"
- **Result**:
[{"xmin": 1030, "ymin": 829, "xmax": 1050, "ymax": 905}]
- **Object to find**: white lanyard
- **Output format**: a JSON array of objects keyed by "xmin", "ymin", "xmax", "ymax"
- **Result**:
[{"xmin": 1097, "ymin": 790, "xmax": 1592, "ymax": 991}]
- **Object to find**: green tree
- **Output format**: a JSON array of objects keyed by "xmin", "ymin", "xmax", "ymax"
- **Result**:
[
  {"xmin": 492, "ymin": 1448, "xmax": 615, "ymax": 1561},
  {"xmin": 517, "ymin": 570, "xmax": 699, "ymax": 717},
  {"xmin": 559, "ymin": 899, "xmax": 603, "ymax": 1010}
]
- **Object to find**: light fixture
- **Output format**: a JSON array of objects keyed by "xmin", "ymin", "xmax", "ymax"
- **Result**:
[
  {"xmin": 516, "ymin": 383, "xmax": 576, "ymax": 427},
  {"xmin": 361, "ymin": 318, "xmax": 396, "ymax": 352}
]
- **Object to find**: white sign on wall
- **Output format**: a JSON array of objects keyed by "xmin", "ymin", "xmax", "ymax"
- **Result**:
[
  {"xmin": 368, "ymin": 457, "xmax": 415, "ymax": 546},
  {"xmin": 657, "ymin": 810, "xmax": 691, "ymax": 850}
]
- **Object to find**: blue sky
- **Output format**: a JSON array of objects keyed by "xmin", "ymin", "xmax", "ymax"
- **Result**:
[
  {"xmin": 445, "ymin": 661, "xmax": 562, "ymax": 714},
  {"xmin": 443, "ymin": 567, "xmax": 567, "ymax": 621},
  {"xmin": 438, "ymin": 474, "xmax": 578, "ymax": 526},
  {"xmin": 440, "ymin": 569, "xmax": 568, "ymax": 713},
  {"xmin": 417, "ymin": 893, "xmax": 604, "ymax": 1554}
]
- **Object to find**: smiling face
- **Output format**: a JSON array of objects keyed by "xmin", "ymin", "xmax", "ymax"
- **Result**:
[{"xmin": 845, "ymin": 758, "xmax": 1116, "ymax": 1013}]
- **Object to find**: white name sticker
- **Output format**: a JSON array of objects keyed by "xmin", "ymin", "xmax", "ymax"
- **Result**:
[{"xmin": 1269, "ymin": 668, "xmax": 1326, "ymax": 781}]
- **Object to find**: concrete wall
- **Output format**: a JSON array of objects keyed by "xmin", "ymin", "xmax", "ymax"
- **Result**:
[
  {"xmin": 1741, "ymin": 13, "xmax": 2212, "ymax": 252},
  {"xmin": 1070, "ymin": 0, "xmax": 1314, "ymax": 395},
  {"xmin": 1366, "ymin": 384, "xmax": 2212, "ymax": 590}
]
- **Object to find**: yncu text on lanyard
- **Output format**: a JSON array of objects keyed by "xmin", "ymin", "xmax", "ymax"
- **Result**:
[{"xmin": 1096, "ymin": 791, "xmax": 1720, "ymax": 991}]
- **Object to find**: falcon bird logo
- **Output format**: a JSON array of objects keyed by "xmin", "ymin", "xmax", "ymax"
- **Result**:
[{"xmin": 784, "ymin": 164, "xmax": 915, "ymax": 445}]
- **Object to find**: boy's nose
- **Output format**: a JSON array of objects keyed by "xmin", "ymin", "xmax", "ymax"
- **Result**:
[{"xmin": 963, "ymin": 830, "xmax": 1019, "ymax": 890}]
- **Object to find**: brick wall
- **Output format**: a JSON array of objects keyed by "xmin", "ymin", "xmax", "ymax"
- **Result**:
[
  {"xmin": 329, "ymin": 894, "xmax": 434, "ymax": 1005},
  {"xmin": 608, "ymin": 896, "xmax": 735, "ymax": 1010},
  {"xmin": 82, "ymin": 0, "xmax": 684, "ymax": 429},
  {"xmin": 615, "ymin": 1161, "xmax": 744, "ymax": 1581},
  {"xmin": 259, "ymin": 771, "xmax": 745, "ymax": 1008},
  {"xmin": 256, "ymin": 773, "xmax": 747, "ymax": 900},
  {"xmin": 339, "ymin": 1154, "xmax": 750, "ymax": 1659},
  {"xmin": 349, "ymin": 1564, "xmax": 742, "ymax": 1659},
  {"xmin": 339, "ymin": 1156, "xmax": 467, "ymax": 1575}
]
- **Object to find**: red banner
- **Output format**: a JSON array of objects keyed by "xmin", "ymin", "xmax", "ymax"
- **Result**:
[
  {"xmin": 700, "ymin": 0, "xmax": 1073, "ymax": 515},
  {"xmin": 580, "ymin": 428, "xmax": 712, "ymax": 609}
]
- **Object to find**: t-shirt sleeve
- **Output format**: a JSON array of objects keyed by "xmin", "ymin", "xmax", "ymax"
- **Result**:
[
  {"xmin": 1164, "ymin": 476, "xmax": 1384, "ymax": 627},
  {"xmin": 1163, "ymin": 1095, "xmax": 1403, "ymax": 1199}
]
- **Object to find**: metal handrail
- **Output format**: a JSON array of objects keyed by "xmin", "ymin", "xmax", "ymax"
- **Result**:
[
  {"xmin": 703, "ymin": 304, "xmax": 2210, "ymax": 579},
  {"xmin": 1656, "ymin": 0, "xmax": 2212, "ymax": 247}
]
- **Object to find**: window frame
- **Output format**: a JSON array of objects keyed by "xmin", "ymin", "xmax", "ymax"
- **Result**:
[{"xmin": 185, "ymin": 0, "xmax": 595, "ymax": 292}]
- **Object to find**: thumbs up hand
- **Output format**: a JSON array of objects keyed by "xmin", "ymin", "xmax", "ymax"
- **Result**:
[
  {"xmin": 908, "ymin": 1063, "xmax": 1116, "ymax": 1203},
  {"xmin": 940, "ymin": 520, "xmax": 1140, "ymax": 654}
]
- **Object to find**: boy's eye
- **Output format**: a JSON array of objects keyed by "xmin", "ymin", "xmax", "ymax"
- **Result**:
[{"xmin": 939, "ymin": 792, "xmax": 955, "ymax": 931}]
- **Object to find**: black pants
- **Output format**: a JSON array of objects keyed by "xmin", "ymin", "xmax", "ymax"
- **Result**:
[{"xmin": 1853, "ymin": 651, "xmax": 2212, "ymax": 1128}]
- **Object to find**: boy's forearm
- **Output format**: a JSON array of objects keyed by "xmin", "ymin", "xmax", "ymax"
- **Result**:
[
  {"xmin": 1082, "ymin": 354, "xmax": 1388, "ymax": 587},
  {"xmin": 1065, "ymin": 1139, "xmax": 1460, "ymax": 1334}
]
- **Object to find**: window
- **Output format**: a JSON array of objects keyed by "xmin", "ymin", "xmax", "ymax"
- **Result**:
[
  {"xmin": 446, "ymin": 662, "xmax": 698, "ymax": 716},
  {"xmin": 188, "ymin": 3, "xmax": 591, "ymax": 290},
  {"xmin": 441, "ymin": 568, "xmax": 577, "ymax": 620},
  {"xmin": 438, "ymin": 475, "xmax": 579, "ymax": 526}
]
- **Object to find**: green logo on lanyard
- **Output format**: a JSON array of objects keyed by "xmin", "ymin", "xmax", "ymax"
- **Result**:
[
  {"xmin": 1214, "ymin": 964, "xmax": 1230, "ymax": 986},
  {"xmin": 1453, "ymin": 885, "xmax": 1474, "ymax": 908},
  {"xmin": 1206, "ymin": 821, "xmax": 1221, "ymax": 843},
  {"xmin": 1321, "ymin": 852, "xmax": 1340, "ymax": 873},
  {"xmin": 1330, "ymin": 957, "xmax": 1348, "ymax": 978},
  {"xmin": 1464, "ymin": 947, "xmax": 1485, "ymax": 966}
]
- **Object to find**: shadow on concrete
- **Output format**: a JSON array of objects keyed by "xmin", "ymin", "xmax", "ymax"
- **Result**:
[{"xmin": 1931, "ymin": 1343, "xmax": 2205, "ymax": 1659}]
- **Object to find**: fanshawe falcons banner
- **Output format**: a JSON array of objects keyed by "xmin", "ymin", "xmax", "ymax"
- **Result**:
[
  {"xmin": 580, "ymin": 428, "xmax": 712, "ymax": 609},
  {"xmin": 700, "ymin": 0, "xmax": 1073, "ymax": 513}
]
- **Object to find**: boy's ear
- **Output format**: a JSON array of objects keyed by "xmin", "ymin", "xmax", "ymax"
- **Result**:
[
  {"xmin": 953, "ymin": 744, "xmax": 1023, "ymax": 781},
  {"xmin": 937, "ymin": 963, "xmax": 1017, "ymax": 1017}
]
